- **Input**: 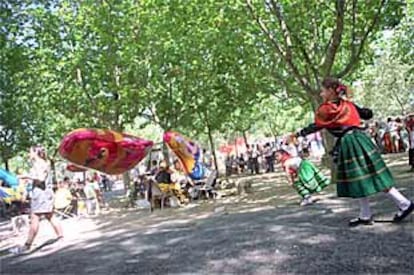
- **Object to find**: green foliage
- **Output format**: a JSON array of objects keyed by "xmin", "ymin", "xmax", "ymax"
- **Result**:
[
  {"xmin": 0, "ymin": 0, "xmax": 411, "ymax": 164},
  {"xmin": 245, "ymin": 0, "xmax": 406, "ymax": 99},
  {"xmin": 354, "ymin": 48, "xmax": 414, "ymax": 117},
  {"xmin": 0, "ymin": 2, "xmax": 39, "ymax": 166},
  {"xmin": 389, "ymin": 1, "xmax": 414, "ymax": 66}
]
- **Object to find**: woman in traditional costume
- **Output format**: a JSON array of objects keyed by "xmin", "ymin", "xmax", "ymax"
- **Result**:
[
  {"xmin": 296, "ymin": 77, "xmax": 413, "ymax": 226},
  {"xmin": 275, "ymin": 149, "xmax": 329, "ymax": 206}
]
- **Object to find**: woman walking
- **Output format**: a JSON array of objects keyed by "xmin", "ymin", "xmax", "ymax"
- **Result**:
[{"xmin": 12, "ymin": 146, "xmax": 63, "ymax": 254}]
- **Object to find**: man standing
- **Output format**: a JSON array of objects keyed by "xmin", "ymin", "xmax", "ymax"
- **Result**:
[{"xmin": 406, "ymin": 114, "xmax": 414, "ymax": 171}]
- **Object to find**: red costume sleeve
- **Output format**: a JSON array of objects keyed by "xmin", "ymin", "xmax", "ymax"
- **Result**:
[{"xmin": 315, "ymin": 100, "xmax": 361, "ymax": 128}]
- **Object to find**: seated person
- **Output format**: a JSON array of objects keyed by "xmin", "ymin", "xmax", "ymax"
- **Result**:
[
  {"xmin": 155, "ymin": 161, "xmax": 172, "ymax": 184},
  {"xmin": 155, "ymin": 161, "xmax": 187, "ymax": 203},
  {"xmin": 54, "ymin": 180, "xmax": 73, "ymax": 214},
  {"xmin": 155, "ymin": 161, "xmax": 172, "ymax": 192},
  {"xmin": 149, "ymin": 160, "xmax": 159, "ymax": 176},
  {"xmin": 170, "ymin": 160, "xmax": 194, "ymax": 201},
  {"xmin": 170, "ymin": 160, "xmax": 192, "ymax": 188}
]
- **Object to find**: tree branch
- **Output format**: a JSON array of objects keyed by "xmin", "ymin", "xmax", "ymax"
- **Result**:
[
  {"xmin": 246, "ymin": 0, "xmax": 312, "ymax": 92},
  {"xmin": 76, "ymin": 67, "xmax": 99, "ymax": 111},
  {"xmin": 337, "ymin": 0, "xmax": 386, "ymax": 78},
  {"xmin": 320, "ymin": 0, "xmax": 345, "ymax": 76},
  {"xmin": 268, "ymin": 1, "xmax": 319, "ymax": 87},
  {"xmin": 267, "ymin": 1, "xmax": 292, "ymax": 59},
  {"xmin": 384, "ymin": 78, "xmax": 406, "ymax": 116}
]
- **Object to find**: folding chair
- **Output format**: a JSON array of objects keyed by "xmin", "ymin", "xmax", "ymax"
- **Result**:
[
  {"xmin": 54, "ymin": 204, "xmax": 74, "ymax": 219},
  {"xmin": 193, "ymin": 170, "xmax": 218, "ymax": 200},
  {"xmin": 147, "ymin": 180, "xmax": 174, "ymax": 212}
]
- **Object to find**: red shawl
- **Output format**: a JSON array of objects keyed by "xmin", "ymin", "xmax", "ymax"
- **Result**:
[
  {"xmin": 406, "ymin": 116, "xmax": 414, "ymax": 131},
  {"xmin": 315, "ymin": 100, "xmax": 361, "ymax": 128},
  {"xmin": 280, "ymin": 152, "xmax": 297, "ymax": 176}
]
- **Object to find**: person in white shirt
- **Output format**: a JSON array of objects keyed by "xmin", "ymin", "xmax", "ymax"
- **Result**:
[{"xmin": 12, "ymin": 146, "xmax": 63, "ymax": 254}]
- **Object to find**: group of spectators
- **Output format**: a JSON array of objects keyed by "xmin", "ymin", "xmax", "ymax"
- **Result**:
[
  {"xmin": 129, "ymin": 157, "xmax": 214, "ymax": 207},
  {"xmin": 54, "ymin": 175, "xmax": 105, "ymax": 217},
  {"xmin": 1, "ymin": 170, "xmax": 112, "ymax": 220},
  {"xmin": 224, "ymin": 133, "xmax": 324, "ymax": 176},
  {"xmin": 367, "ymin": 117, "xmax": 413, "ymax": 155},
  {"xmin": 224, "ymin": 114, "xmax": 414, "ymax": 176}
]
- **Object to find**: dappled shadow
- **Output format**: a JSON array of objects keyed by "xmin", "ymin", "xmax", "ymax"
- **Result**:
[
  {"xmin": 2, "ymin": 192, "xmax": 413, "ymax": 274},
  {"xmin": 1, "ymin": 155, "xmax": 413, "ymax": 274}
]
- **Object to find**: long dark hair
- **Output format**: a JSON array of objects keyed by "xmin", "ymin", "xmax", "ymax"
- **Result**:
[
  {"xmin": 322, "ymin": 77, "xmax": 349, "ymax": 98},
  {"xmin": 33, "ymin": 180, "xmax": 46, "ymax": 190}
]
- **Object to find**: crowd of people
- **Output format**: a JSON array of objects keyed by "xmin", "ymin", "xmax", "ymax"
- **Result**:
[
  {"xmin": 224, "ymin": 133, "xmax": 324, "ymax": 176},
  {"xmin": 224, "ymin": 114, "xmax": 414, "ymax": 177},
  {"xmin": 0, "ymin": 147, "xmax": 113, "ymax": 255},
  {"xmin": 1, "ymin": 77, "xmax": 413, "ymax": 255},
  {"xmin": 129, "ymin": 157, "xmax": 215, "ymax": 208},
  {"xmin": 367, "ymin": 116, "xmax": 413, "ymax": 156},
  {"xmin": 1, "ymin": 172, "xmax": 108, "ymax": 221},
  {"xmin": 223, "ymin": 77, "xmax": 414, "ymax": 227}
]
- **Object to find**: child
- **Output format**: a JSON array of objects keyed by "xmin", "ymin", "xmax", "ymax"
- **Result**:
[
  {"xmin": 296, "ymin": 77, "xmax": 413, "ymax": 226},
  {"xmin": 275, "ymin": 149, "xmax": 329, "ymax": 206}
]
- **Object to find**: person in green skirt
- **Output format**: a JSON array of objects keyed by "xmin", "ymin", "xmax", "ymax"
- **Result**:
[
  {"xmin": 296, "ymin": 77, "xmax": 414, "ymax": 227},
  {"xmin": 275, "ymin": 149, "xmax": 329, "ymax": 206}
]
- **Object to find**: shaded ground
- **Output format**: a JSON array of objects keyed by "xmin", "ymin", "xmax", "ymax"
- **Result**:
[{"xmin": 1, "ymin": 154, "xmax": 413, "ymax": 274}]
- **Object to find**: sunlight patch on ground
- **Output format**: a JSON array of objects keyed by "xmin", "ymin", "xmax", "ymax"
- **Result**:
[
  {"xmin": 243, "ymin": 196, "xmax": 280, "ymax": 204},
  {"xmin": 208, "ymin": 248, "xmax": 293, "ymax": 273},
  {"xmin": 127, "ymin": 244, "xmax": 160, "ymax": 255},
  {"xmin": 299, "ymin": 233, "xmax": 336, "ymax": 245},
  {"xmin": 234, "ymin": 205, "xmax": 276, "ymax": 214},
  {"xmin": 267, "ymin": 225, "xmax": 284, "ymax": 232}
]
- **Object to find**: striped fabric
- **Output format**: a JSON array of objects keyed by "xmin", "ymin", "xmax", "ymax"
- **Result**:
[
  {"xmin": 294, "ymin": 160, "xmax": 330, "ymax": 198},
  {"xmin": 336, "ymin": 130, "xmax": 394, "ymax": 198}
]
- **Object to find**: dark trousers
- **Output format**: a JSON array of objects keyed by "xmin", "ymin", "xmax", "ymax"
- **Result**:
[
  {"xmin": 265, "ymin": 157, "xmax": 274, "ymax": 172},
  {"xmin": 250, "ymin": 158, "xmax": 259, "ymax": 174},
  {"xmin": 409, "ymin": 149, "xmax": 414, "ymax": 167}
]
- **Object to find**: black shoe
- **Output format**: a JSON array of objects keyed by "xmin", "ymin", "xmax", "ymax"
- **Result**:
[
  {"xmin": 393, "ymin": 202, "xmax": 414, "ymax": 223},
  {"xmin": 348, "ymin": 217, "xmax": 374, "ymax": 227}
]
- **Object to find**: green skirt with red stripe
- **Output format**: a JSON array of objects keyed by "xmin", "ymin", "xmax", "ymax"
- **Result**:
[
  {"xmin": 294, "ymin": 160, "xmax": 330, "ymax": 198},
  {"xmin": 336, "ymin": 130, "xmax": 394, "ymax": 198}
]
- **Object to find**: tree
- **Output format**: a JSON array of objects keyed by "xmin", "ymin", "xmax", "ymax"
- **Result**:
[
  {"xmin": 354, "ymin": 56, "xmax": 414, "ymax": 117},
  {"xmin": 0, "ymin": 2, "xmax": 40, "ymax": 169},
  {"xmin": 136, "ymin": 1, "xmax": 274, "ymax": 168},
  {"xmin": 246, "ymin": 0, "xmax": 404, "ymax": 102},
  {"xmin": 389, "ymin": 1, "xmax": 414, "ymax": 67},
  {"xmin": 245, "ymin": 0, "xmax": 405, "ymax": 160}
]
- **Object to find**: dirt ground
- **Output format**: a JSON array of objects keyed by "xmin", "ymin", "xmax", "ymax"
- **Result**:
[{"xmin": 1, "ymin": 154, "xmax": 413, "ymax": 274}]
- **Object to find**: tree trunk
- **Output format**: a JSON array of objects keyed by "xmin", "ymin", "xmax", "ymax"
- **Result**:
[
  {"xmin": 123, "ymin": 172, "xmax": 131, "ymax": 194},
  {"xmin": 310, "ymin": 94, "xmax": 335, "ymax": 168},
  {"xmin": 113, "ymin": 124, "xmax": 131, "ymax": 193},
  {"xmin": 242, "ymin": 131, "xmax": 248, "ymax": 145},
  {"xmin": 162, "ymin": 142, "xmax": 170, "ymax": 164},
  {"xmin": 234, "ymin": 138, "xmax": 239, "ymax": 157},
  {"xmin": 4, "ymin": 158, "xmax": 9, "ymax": 171},
  {"xmin": 50, "ymin": 158, "xmax": 57, "ymax": 185},
  {"xmin": 207, "ymin": 122, "xmax": 219, "ymax": 174},
  {"xmin": 320, "ymin": 130, "xmax": 335, "ymax": 166}
]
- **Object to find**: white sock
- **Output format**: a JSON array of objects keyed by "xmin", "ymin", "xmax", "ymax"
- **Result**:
[
  {"xmin": 386, "ymin": 187, "xmax": 411, "ymax": 210},
  {"xmin": 359, "ymin": 197, "xmax": 372, "ymax": 220}
]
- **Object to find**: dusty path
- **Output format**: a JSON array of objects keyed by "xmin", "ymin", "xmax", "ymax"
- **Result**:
[{"xmin": 1, "ymin": 154, "xmax": 413, "ymax": 274}]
